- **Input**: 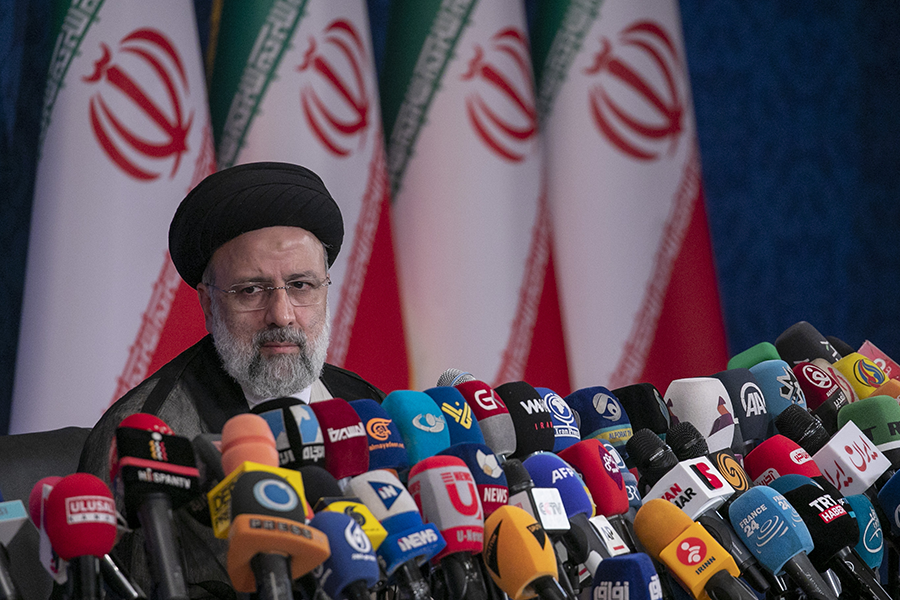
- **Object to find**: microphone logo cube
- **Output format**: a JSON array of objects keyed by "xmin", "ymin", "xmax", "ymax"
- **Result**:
[{"xmin": 813, "ymin": 420, "xmax": 891, "ymax": 495}]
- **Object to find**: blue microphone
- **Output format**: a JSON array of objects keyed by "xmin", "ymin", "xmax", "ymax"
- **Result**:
[
  {"xmin": 591, "ymin": 554, "xmax": 663, "ymax": 600},
  {"xmin": 844, "ymin": 494, "xmax": 885, "ymax": 571},
  {"xmin": 424, "ymin": 386, "xmax": 486, "ymax": 446},
  {"xmin": 535, "ymin": 387, "xmax": 580, "ymax": 452},
  {"xmin": 349, "ymin": 399, "xmax": 409, "ymax": 472},
  {"xmin": 565, "ymin": 386, "xmax": 634, "ymax": 462},
  {"xmin": 308, "ymin": 511, "xmax": 380, "ymax": 600},
  {"xmin": 382, "ymin": 391, "xmax": 450, "ymax": 464}
]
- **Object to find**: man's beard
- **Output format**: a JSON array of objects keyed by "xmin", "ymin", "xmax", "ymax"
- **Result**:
[{"xmin": 209, "ymin": 304, "xmax": 331, "ymax": 400}]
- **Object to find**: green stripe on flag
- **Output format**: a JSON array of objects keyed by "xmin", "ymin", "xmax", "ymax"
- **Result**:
[
  {"xmin": 210, "ymin": 0, "xmax": 309, "ymax": 169},
  {"xmin": 531, "ymin": 0, "xmax": 603, "ymax": 124},
  {"xmin": 380, "ymin": 0, "xmax": 478, "ymax": 198},
  {"xmin": 38, "ymin": 0, "xmax": 106, "ymax": 155}
]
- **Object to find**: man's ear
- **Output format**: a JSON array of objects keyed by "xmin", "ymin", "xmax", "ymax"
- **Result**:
[{"xmin": 197, "ymin": 284, "xmax": 215, "ymax": 334}]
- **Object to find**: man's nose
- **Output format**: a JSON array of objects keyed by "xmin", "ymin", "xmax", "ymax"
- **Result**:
[{"xmin": 264, "ymin": 287, "xmax": 295, "ymax": 327}]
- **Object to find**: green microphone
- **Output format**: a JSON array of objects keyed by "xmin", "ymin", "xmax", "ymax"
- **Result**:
[{"xmin": 838, "ymin": 395, "xmax": 900, "ymax": 473}]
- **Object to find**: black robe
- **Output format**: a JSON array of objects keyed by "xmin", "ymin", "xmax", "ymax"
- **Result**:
[{"xmin": 76, "ymin": 335, "xmax": 384, "ymax": 599}]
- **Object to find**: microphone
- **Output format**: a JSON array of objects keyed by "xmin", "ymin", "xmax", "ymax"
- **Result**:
[
  {"xmin": 811, "ymin": 357, "xmax": 861, "ymax": 404},
  {"xmin": 407, "ymin": 456, "xmax": 489, "ymax": 600},
  {"xmin": 781, "ymin": 483, "xmax": 890, "ymax": 600},
  {"xmin": 727, "ymin": 341, "xmax": 780, "ymax": 370},
  {"xmin": 792, "ymin": 361, "xmax": 850, "ymax": 435},
  {"xmin": 535, "ymin": 388, "xmax": 581, "ymax": 452},
  {"xmin": 501, "ymin": 459, "xmax": 570, "ymax": 536},
  {"xmin": 743, "ymin": 434, "xmax": 822, "ymax": 486},
  {"xmin": 350, "ymin": 398, "xmax": 409, "ymax": 473},
  {"xmin": 225, "ymin": 471, "xmax": 330, "ymax": 597},
  {"xmin": 833, "ymin": 352, "xmax": 887, "ymax": 400},
  {"xmin": 590, "ymin": 554, "xmax": 664, "ymax": 600},
  {"xmin": 44, "ymin": 474, "xmax": 118, "ymax": 600},
  {"xmin": 843, "ymin": 493, "xmax": 886, "ymax": 570},
  {"xmin": 438, "ymin": 443, "xmax": 509, "ymax": 517},
  {"xmin": 482, "ymin": 505, "xmax": 568, "ymax": 600},
  {"xmin": 437, "ymin": 368, "xmax": 476, "ymax": 387},
  {"xmin": 773, "ymin": 403, "xmax": 830, "ymax": 455},
  {"xmin": 495, "ymin": 381, "xmax": 556, "ymax": 459},
  {"xmin": 711, "ymin": 368, "xmax": 770, "ymax": 453},
  {"xmin": 381, "ymin": 390, "xmax": 450, "ymax": 464},
  {"xmin": 598, "ymin": 440, "xmax": 642, "ymax": 516},
  {"xmin": 748, "ymin": 359, "xmax": 807, "ymax": 424},
  {"xmin": 611, "ymin": 383, "xmax": 670, "ymax": 442},
  {"xmin": 308, "ymin": 398, "xmax": 370, "ymax": 481},
  {"xmin": 626, "ymin": 430, "xmax": 679, "ymax": 495},
  {"xmin": 28, "ymin": 477, "xmax": 67, "ymax": 585},
  {"xmin": 775, "ymin": 320, "xmax": 843, "ymax": 366},
  {"xmin": 838, "ymin": 394, "xmax": 900, "ymax": 469},
  {"xmin": 663, "ymin": 378, "xmax": 738, "ymax": 454},
  {"xmin": 113, "ymin": 414, "xmax": 199, "ymax": 600},
  {"xmin": 565, "ymin": 386, "xmax": 634, "ymax": 462},
  {"xmin": 454, "ymin": 380, "xmax": 517, "ymax": 457},
  {"xmin": 828, "ymin": 335, "xmax": 856, "ymax": 358},
  {"xmin": 345, "ymin": 470, "xmax": 444, "ymax": 599},
  {"xmin": 252, "ymin": 397, "xmax": 326, "ymax": 468},
  {"xmin": 307, "ymin": 512, "xmax": 379, "ymax": 600},
  {"xmin": 425, "ymin": 386, "xmax": 486, "ymax": 446},
  {"xmin": 728, "ymin": 486, "xmax": 838, "ymax": 600},
  {"xmin": 633, "ymin": 499, "xmax": 751, "ymax": 600}
]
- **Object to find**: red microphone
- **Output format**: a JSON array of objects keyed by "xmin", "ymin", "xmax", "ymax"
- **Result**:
[
  {"xmin": 309, "ymin": 398, "xmax": 370, "ymax": 481},
  {"xmin": 743, "ymin": 435, "xmax": 821, "ymax": 486},
  {"xmin": 44, "ymin": 474, "xmax": 117, "ymax": 600},
  {"xmin": 28, "ymin": 476, "xmax": 66, "ymax": 584}
]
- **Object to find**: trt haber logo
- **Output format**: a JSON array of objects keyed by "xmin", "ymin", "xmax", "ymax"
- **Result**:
[
  {"xmin": 461, "ymin": 28, "xmax": 537, "ymax": 162},
  {"xmin": 583, "ymin": 21, "xmax": 684, "ymax": 161},
  {"xmin": 83, "ymin": 28, "xmax": 193, "ymax": 181},
  {"xmin": 297, "ymin": 18, "xmax": 370, "ymax": 156}
]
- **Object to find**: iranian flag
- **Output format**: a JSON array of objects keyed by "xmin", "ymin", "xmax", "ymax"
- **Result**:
[
  {"xmin": 532, "ymin": 0, "xmax": 728, "ymax": 391},
  {"xmin": 11, "ymin": 1, "xmax": 212, "ymax": 433},
  {"xmin": 207, "ymin": 0, "xmax": 409, "ymax": 393},
  {"xmin": 381, "ymin": 0, "xmax": 570, "ymax": 392}
]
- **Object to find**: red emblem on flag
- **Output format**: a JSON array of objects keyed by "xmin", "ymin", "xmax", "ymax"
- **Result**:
[
  {"xmin": 83, "ymin": 29, "xmax": 193, "ymax": 181},
  {"xmin": 298, "ymin": 19, "xmax": 370, "ymax": 157},
  {"xmin": 584, "ymin": 21, "xmax": 684, "ymax": 161},
  {"xmin": 461, "ymin": 28, "xmax": 537, "ymax": 162}
]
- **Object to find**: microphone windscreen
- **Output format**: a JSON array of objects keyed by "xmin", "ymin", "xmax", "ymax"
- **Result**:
[
  {"xmin": 564, "ymin": 386, "xmax": 633, "ymax": 457},
  {"xmin": 873, "ymin": 378, "xmax": 900, "ymax": 400},
  {"xmin": 792, "ymin": 362, "xmax": 850, "ymax": 411},
  {"xmin": 664, "ymin": 377, "xmax": 736, "ymax": 453},
  {"xmin": 424, "ymin": 386, "xmax": 486, "ymax": 446},
  {"xmin": 833, "ymin": 352, "xmax": 887, "ymax": 400},
  {"xmin": 612, "ymin": 382, "xmax": 670, "ymax": 439},
  {"xmin": 712, "ymin": 368, "xmax": 770, "ymax": 444},
  {"xmin": 727, "ymin": 341, "xmax": 780, "ymax": 370},
  {"xmin": 811, "ymin": 358, "xmax": 860, "ymax": 403},
  {"xmin": 455, "ymin": 380, "xmax": 516, "ymax": 457},
  {"xmin": 381, "ymin": 390, "xmax": 450, "ymax": 464},
  {"xmin": 749, "ymin": 359, "xmax": 807, "ymax": 420},
  {"xmin": 775, "ymin": 321, "xmax": 842, "ymax": 366},
  {"xmin": 308, "ymin": 511, "xmax": 379, "ymax": 597},
  {"xmin": 535, "ymin": 387, "xmax": 580, "ymax": 452},
  {"xmin": 827, "ymin": 335, "xmax": 855, "ymax": 358},
  {"xmin": 844, "ymin": 493, "xmax": 885, "ymax": 570},
  {"xmin": 495, "ymin": 381, "xmax": 555, "ymax": 458},
  {"xmin": 631, "ymin": 498, "xmax": 692, "ymax": 560},
  {"xmin": 29, "ymin": 476, "xmax": 61, "ymax": 528},
  {"xmin": 557, "ymin": 440, "xmax": 628, "ymax": 517},
  {"xmin": 523, "ymin": 452, "xmax": 593, "ymax": 518},
  {"xmin": 118, "ymin": 412, "xmax": 175, "ymax": 434},
  {"xmin": 229, "ymin": 470, "xmax": 308, "ymax": 523},
  {"xmin": 837, "ymin": 394, "xmax": 900, "ymax": 462},
  {"xmin": 407, "ymin": 455, "xmax": 483, "ymax": 558},
  {"xmin": 773, "ymin": 404, "xmax": 829, "ymax": 455},
  {"xmin": 665, "ymin": 422, "xmax": 708, "ymax": 460},
  {"xmin": 221, "ymin": 413, "xmax": 278, "ymax": 474},
  {"xmin": 591, "ymin": 554, "xmax": 663, "ymax": 600},
  {"xmin": 437, "ymin": 368, "xmax": 476, "ymax": 387},
  {"xmin": 482, "ymin": 505, "xmax": 558, "ymax": 600},
  {"xmin": 743, "ymin": 435, "xmax": 820, "ymax": 485},
  {"xmin": 439, "ymin": 443, "xmax": 508, "ymax": 517},
  {"xmin": 345, "ymin": 470, "xmax": 420, "ymax": 532},
  {"xmin": 782, "ymin": 484, "xmax": 857, "ymax": 570},
  {"xmin": 600, "ymin": 440, "xmax": 643, "ymax": 508},
  {"xmin": 728, "ymin": 485, "xmax": 813, "ymax": 575},
  {"xmin": 297, "ymin": 465, "xmax": 342, "ymax": 508},
  {"xmin": 309, "ymin": 398, "xmax": 370, "ymax": 479},
  {"xmin": 252, "ymin": 397, "xmax": 325, "ymax": 468},
  {"xmin": 349, "ymin": 398, "xmax": 408, "ymax": 471},
  {"xmin": 44, "ymin": 473, "xmax": 116, "ymax": 560}
]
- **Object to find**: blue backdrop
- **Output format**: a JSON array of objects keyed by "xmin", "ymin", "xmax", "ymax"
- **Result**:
[{"xmin": 1, "ymin": 1, "xmax": 898, "ymax": 434}]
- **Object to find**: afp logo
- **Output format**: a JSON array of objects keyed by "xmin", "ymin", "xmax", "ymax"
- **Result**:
[
  {"xmin": 461, "ymin": 28, "xmax": 537, "ymax": 162},
  {"xmin": 297, "ymin": 19, "xmax": 370, "ymax": 156},
  {"xmin": 83, "ymin": 28, "xmax": 193, "ymax": 181},
  {"xmin": 583, "ymin": 21, "xmax": 684, "ymax": 161}
]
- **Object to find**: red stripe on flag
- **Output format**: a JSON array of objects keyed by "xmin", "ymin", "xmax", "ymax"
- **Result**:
[
  {"xmin": 146, "ymin": 281, "xmax": 207, "ymax": 378},
  {"xmin": 639, "ymin": 187, "xmax": 728, "ymax": 391},
  {"xmin": 523, "ymin": 246, "xmax": 572, "ymax": 396}
]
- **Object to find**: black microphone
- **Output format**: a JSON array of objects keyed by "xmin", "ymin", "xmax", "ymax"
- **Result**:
[{"xmin": 774, "ymin": 404, "xmax": 830, "ymax": 455}]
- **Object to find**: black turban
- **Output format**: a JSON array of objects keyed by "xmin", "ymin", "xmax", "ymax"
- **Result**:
[{"xmin": 168, "ymin": 162, "xmax": 343, "ymax": 288}]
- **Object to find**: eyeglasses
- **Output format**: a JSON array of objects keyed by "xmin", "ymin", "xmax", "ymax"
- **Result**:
[{"xmin": 205, "ymin": 277, "xmax": 331, "ymax": 311}]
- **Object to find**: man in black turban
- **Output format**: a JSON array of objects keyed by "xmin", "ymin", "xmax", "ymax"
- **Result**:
[{"xmin": 75, "ymin": 163, "xmax": 384, "ymax": 599}]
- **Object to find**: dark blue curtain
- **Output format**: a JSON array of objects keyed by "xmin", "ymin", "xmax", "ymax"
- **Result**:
[{"xmin": 1, "ymin": 0, "xmax": 898, "ymax": 433}]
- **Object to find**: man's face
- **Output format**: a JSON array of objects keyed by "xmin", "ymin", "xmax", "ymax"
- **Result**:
[{"xmin": 197, "ymin": 226, "xmax": 331, "ymax": 400}]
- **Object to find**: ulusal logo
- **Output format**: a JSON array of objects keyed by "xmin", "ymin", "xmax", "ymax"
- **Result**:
[
  {"xmin": 790, "ymin": 448, "xmax": 812, "ymax": 465},
  {"xmin": 298, "ymin": 18, "xmax": 370, "ymax": 157},
  {"xmin": 66, "ymin": 495, "xmax": 116, "ymax": 525},
  {"xmin": 461, "ymin": 27, "xmax": 537, "ymax": 162},
  {"xmin": 83, "ymin": 28, "xmax": 192, "ymax": 181},
  {"xmin": 583, "ymin": 21, "xmax": 684, "ymax": 161}
]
